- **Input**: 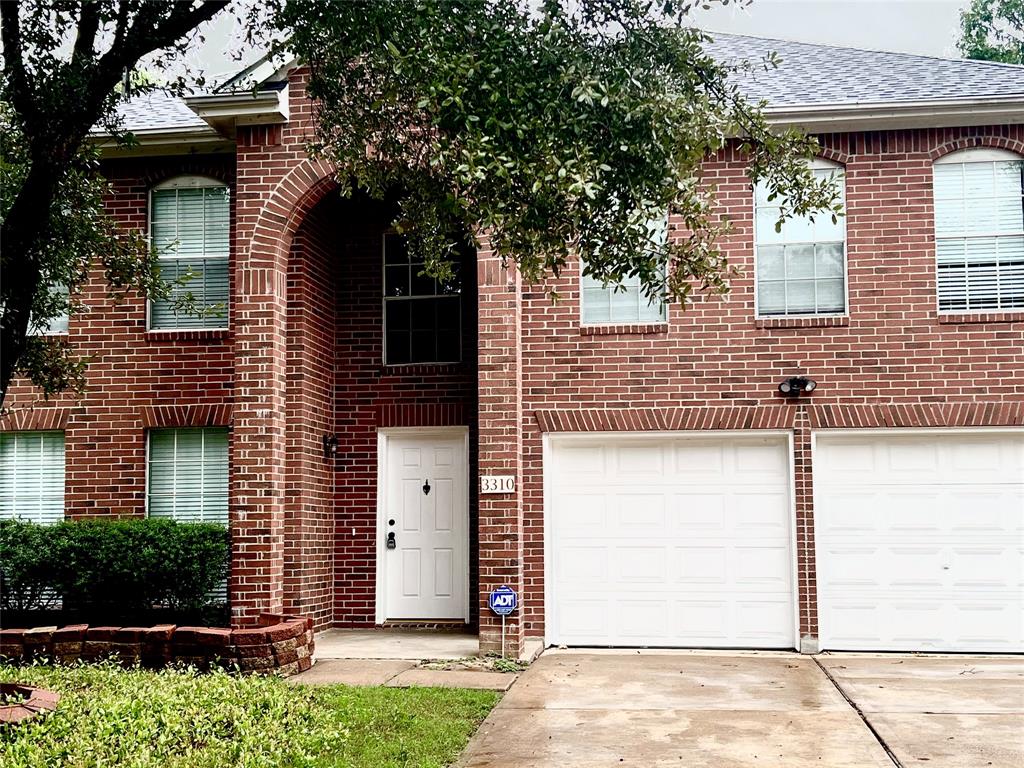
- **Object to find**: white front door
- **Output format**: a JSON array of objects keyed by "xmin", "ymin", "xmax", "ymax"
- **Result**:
[
  {"xmin": 546, "ymin": 433, "xmax": 795, "ymax": 648},
  {"xmin": 815, "ymin": 430, "xmax": 1024, "ymax": 652},
  {"xmin": 380, "ymin": 430, "xmax": 469, "ymax": 621}
]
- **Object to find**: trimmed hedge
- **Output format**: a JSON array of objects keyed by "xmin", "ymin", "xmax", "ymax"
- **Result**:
[{"xmin": 0, "ymin": 518, "xmax": 229, "ymax": 619}]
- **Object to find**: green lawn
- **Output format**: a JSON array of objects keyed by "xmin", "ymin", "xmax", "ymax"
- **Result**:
[{"xmin": 0, "ymin": 662, "xmax": 499, "ymax": 768}]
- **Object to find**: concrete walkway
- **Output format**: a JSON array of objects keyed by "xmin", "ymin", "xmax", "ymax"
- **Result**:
[
  {"xmin": 314, "ymin": 629, "xmax": 479, "ymax": 660},
  {"xmin": 456, "ymin": 650, "xmax": 1024, "ymax": 768},
  {"xmin": 287, "ymin": 657, "xmax": 515, "ymax": 691}
]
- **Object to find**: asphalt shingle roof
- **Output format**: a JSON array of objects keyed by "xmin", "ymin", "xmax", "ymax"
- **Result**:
[
  {"xmin": 103, "ymin": 91, "xmax": 210, "ymax": 133},
  {"xmin": 102, "ymin": 33, "xmax": 1024, "ymax": 134},
  {"xmin": 703, "ymin": 32, "xmax": 1024, "ymax": 108}
]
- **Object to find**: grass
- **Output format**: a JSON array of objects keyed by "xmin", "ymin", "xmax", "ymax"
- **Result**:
[{"xmin": 0, "ymin": 661, "xmax": 499, "ymax": 768}]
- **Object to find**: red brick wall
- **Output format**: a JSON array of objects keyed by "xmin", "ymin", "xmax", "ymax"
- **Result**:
[
  {"xmin": 2, "ymin": 154, "xmax": 236, "ymax": 518},
  {"xmin": 518, "ymin": 126, "xmax": 1024, "ymax": 642}
]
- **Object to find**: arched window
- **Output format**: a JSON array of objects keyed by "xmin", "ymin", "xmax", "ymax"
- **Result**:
[
  {"xmin": 754, "ymin": 159, "xmax": 846, "ymax": 317},
  {"xmin": 149, "ymin": 176, "xmax": 230, "ymax": 329},
  {"xmin": 934, "ymin": 148, "xmax": 1024, "ymax": 312}
]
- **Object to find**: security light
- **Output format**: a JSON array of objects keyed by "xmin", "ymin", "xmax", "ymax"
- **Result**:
[
  {"xmin": 778, "ymin": 377, "xmax": 817, "ymax": 397},
  {"xmin": 322, "ymin": 434, "xmax": 339, "ymax": 459}
]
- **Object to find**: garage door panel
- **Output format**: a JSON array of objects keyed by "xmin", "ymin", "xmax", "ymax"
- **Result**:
[
  {"xmin": 816, "ymin": 431, "xmax": 1024, "ymax": 652},
  {"xmin": 549, "ymin": 435, "xmax": 794, "ymax": 648}
]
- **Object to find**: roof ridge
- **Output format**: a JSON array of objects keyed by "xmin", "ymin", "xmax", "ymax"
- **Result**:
[{"xmin": 702, "ymin": 30, "xmax": 1024, "ymax": 72}]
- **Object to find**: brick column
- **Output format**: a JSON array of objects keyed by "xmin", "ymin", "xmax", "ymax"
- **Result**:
[
  {"xmin": 792, "ymin": 402, "xmax": 818, "ymax": 653},
  {"xmin": 476, "ymin": 245, "xmax": 524, "ymax": 656},
  {"xmin": 229, "ymin": 132, "xmax": 291, "ymax": 626}
]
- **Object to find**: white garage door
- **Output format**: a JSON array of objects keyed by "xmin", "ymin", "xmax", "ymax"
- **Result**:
[
  {"xmin": 816, "ymin": 431, "xmax": 1024, "ymax": 653},
  {"xmin": 546, "ymin": 434, "xmax": 795, "ymax": 648}
]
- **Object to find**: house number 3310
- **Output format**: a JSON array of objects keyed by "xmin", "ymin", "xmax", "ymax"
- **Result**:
[{"xmin": 480, "ymin": 475, "xmax": 516, "ymax": 494}]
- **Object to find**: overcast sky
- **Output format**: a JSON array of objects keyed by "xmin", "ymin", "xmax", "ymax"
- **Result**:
[{"xmin": 188, "ymin": 0, "xmax": 975, "ymax": 85}]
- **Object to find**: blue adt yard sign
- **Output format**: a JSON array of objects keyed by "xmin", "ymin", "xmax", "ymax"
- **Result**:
[{"xmin": 488, "ymin": 585, "xmax": 517, "ymax": 616}]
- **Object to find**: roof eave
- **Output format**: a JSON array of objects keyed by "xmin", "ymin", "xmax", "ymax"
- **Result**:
[
  {"xmin": 184, "ymin": 88, "xmax": 290, "ymax": 139},
  {"xmin": 90, "ymin": 126, "xmax": 233, "ymax": 158},
  {"xmin": 765, "ymin": 96, "xmax": 1024, "ymax": 132}
]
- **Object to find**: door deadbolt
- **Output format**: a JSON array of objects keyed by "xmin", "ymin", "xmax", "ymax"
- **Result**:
[{"xmin": 386, "ymin": 531, "xmax": 396, "ymax": 550}]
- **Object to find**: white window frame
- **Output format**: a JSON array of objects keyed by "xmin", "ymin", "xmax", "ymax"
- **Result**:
[
  {"xmin": 147, "ymin": 175, "xmax": 231, "ymax": 331},
  {"xmin": 579, "ymin": 213, "xmax": 670, "ymax": 327},
  {"xmin": 145, "ymin": 427, "xmax": 229, "ymax": 524},
  {"xmin": 380, "ymin": 231, "xmax": 463, "ymax": 366},
  {"xmin": 0, "ymin": 430, "xmax": 66, "ymax": 525},
  {"xmin": 753, "ymin": 158, "xmax": 849, "ymax": 319},
  {"xmin": 932, "ymin": 147, "xmax": 1024, "ymax": 315}
]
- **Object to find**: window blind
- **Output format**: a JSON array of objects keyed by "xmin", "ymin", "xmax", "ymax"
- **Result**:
[
  {"xmin": 934, "ymin": 158, "xmax": 1024, "ymax": 312},
  {"xmin": 0, "ymin": 431, "xmax": 65, "ymax": 525},
  {"xmin": 147, "ymin": 428, "xmax": 229, "ymax": 524},
  {"xmin": 150, "ymin": 184, "xmax": 230, "ymax": 329}
]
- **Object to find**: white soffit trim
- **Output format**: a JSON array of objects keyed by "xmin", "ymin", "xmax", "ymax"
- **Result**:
[{"xmin": 765, "ymin": 96, "xmax": 1024, "ymax": 132}]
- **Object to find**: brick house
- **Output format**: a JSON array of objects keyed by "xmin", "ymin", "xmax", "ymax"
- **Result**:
[{"xmin": 2, "ymin": 35, "xmax": 1022, "ymax": 656}]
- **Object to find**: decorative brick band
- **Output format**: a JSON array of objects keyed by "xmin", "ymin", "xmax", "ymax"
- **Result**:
[
  {"xmin": 377, "ymin": 403, "xmax": 470, "ymax": 428},
  {"xmin": 0, "ymin": 613, "xmax": 313, "ymax": 676},
  {"xmin": 534, "ymin": 406, "xmax": 796, "ymax": 433},
  {"xmin": 809, "ymin": 403, "xmax": 1024, "ymax": 429},
  {"xmin": 140, "ymin": 404, "xmax": 233, "ymax": 429},
  {"xmin": 0, "ymin": 407, "xmax": 71, "ymax": 432}
]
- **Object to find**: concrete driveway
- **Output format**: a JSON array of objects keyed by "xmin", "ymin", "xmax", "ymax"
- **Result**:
[{"xmin": 456, "ymin": 650, "xmax": 1024, "ymax": 768}]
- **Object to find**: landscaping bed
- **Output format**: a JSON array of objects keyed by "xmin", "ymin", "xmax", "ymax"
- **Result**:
[{"xmin": 0, "ymin": 661, "xmax": 499, "ymax": 768}]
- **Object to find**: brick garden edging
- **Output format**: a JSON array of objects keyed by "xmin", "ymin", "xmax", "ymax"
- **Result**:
[{"xmin": 0, "ymin": 613, "xmax": 314, "ymax": 676}]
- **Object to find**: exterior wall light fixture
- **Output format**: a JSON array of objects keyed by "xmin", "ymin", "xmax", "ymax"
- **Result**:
[
  {"xmin": 322, "ymin": 434, "xmax": 339, "ymax": 459},
  {"xmin": 778, "ymin": 377, "xmax": 817, "ymax": 397}
]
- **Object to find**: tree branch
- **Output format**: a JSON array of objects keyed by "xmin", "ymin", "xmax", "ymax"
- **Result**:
[
  {"xmin": 0, "ymin": 1, "xmax": 35, "ymax": 123},
  {"xmin": 72, "ymin": 0, "xmax": 102, "ymax": 63}
]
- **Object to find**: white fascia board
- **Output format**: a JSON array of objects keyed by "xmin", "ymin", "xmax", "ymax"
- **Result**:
[{"xmin": 764, "ymin": 96, "xmax": 1024, "ymax": 132}]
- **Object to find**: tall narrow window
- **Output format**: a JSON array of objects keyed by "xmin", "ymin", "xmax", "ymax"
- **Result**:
[
  {"xmin": 933, "ymin": 149, "xmax": 1024, "ymax": 312},
  {"xmin": 149, "ymin": 177, "xmax": 230, "ymax": 330},
  {"xmin": 755, "ymin": 162, "xmax": 847, "ymax": 317},
  {"xmin": 147, "ymin": 428, "xmax": 229, "ymax": 524},
  {"xmin": 0, "ymin": 431, "xmax": 65, "ymax": 524},
  {"xmin": 382, "ymin": 232, "xmax": 462, "ymax": 365},
  {"xmin": 581, "ymin": 214, "xmax": 668, "ymax": 325}
]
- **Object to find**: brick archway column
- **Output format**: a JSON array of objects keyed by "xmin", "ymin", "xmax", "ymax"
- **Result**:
[
  {"xmin": 229, "ymin": 223, "xmax": 290, "ymax": 625},
  {"xmin": 476, "ymin": 244, "xmax": 525, "ymax": 656}
]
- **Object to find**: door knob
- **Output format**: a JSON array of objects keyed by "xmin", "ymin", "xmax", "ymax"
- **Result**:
[{"xmin": 386, "ymin": 532, "xmax": 396, "ymax": 550}]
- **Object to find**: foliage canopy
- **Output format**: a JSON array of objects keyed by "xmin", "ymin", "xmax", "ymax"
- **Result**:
[
  {"xmin": 959, "ymin": 0, "xmax": 1024, "ymax": 64},
  {"xmin": 262, "ymin": 0, "xmax": 842, "ymax": 305}
]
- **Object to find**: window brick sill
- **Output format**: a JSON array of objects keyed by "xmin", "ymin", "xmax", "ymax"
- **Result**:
[
  {"xmin": 580, "ymin": 323, "xmax": 669, "ymax": 336},
  {"xmin": 379, "ymin": 363, "xmax": 468, "ymax": 376},
  {"xmin": 146, "ymin": 328, "xmax": 231, "ymax": 341},
  {"xmin": 937, "ymin": 312, "xmax": 1024, "ymax": 324},
  {"xmin": 755, "ymin": 316, "xmax": 850, "ymax": 329}
]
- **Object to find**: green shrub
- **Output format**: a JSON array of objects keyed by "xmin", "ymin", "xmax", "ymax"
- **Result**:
[{"xmin": 0, "ymin": 518, "xmax": 229, "ymax": 616}]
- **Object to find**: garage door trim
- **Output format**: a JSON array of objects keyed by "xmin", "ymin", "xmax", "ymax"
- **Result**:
[{"xmin": 542, "ymin": 430, "xmax": 798, "ymax": 649}]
